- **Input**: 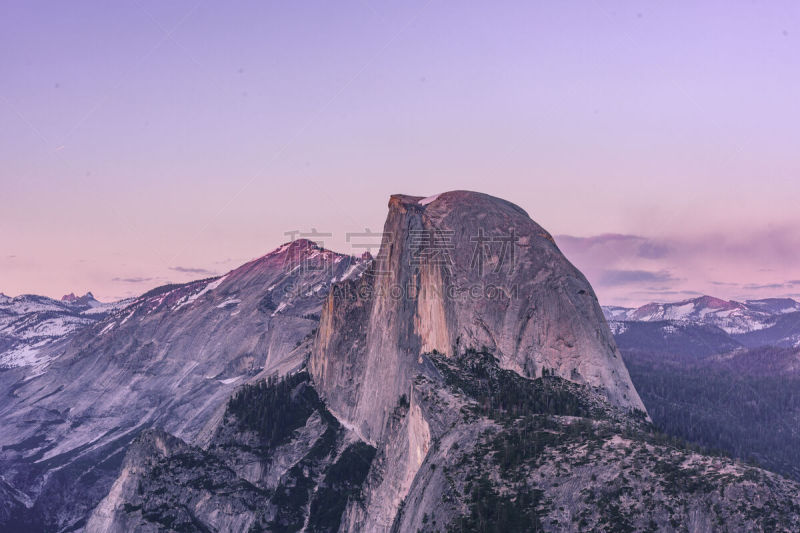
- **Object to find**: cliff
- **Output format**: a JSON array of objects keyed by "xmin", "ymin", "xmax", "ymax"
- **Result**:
[{"xmin": 311, "ymin": 191, "xmax": 644, "ymax": 443}]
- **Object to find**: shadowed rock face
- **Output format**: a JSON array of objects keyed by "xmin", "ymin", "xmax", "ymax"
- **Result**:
[
  {"xmin": 311, "ymin": 191, "xmax": 645, "ymax": 443},
  {"xmin": 85, "ymin": 372, "xmax": 376, "ymax": 533}
]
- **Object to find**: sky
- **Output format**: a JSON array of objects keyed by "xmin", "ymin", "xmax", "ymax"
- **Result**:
[{"xmin": 1, "ymin": 1, "xmax": 799, "ymax": 306}]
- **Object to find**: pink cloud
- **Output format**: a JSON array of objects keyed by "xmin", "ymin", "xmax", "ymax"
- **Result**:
[{"xmin": 556, "ymin": 226, "xmax": 800, "ymax": 306}]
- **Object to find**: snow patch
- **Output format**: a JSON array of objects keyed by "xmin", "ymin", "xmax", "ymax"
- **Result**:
[
  {"xmin": 271, "ymin": 302, "xmax": 288, "ymax": 317},
  {"xmin": 337, "ymin": 263, "xmax": 361, "ymax": 282},
  {"xmin": 119, "ymin": 309, "xmax": 136, "ymax": 325},
  {"xmin": 173, "ymin": 275, "xmax": 228, "ymax": 311},
  {"xmin": 418, "ymin": 193, "xmax": 441, "ymax": 206},
  {"xmin": 608, "ymin": 322, "xmax": 627, "ymax": 335},
  {"xmin": 0, "ymin": 345, "xmax": 40, "ymax": 368},
  {"xmin": 218, "ymin": 375, "xmax": 245, "ymax": 385},
  {"xmin": 216, "ymin": 298, "xmax": 240, "ymax": 309}
]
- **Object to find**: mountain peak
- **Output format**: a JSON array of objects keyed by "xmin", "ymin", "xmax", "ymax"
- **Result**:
[
  {"xmin": 211, "ymin": 238, "xmax": 367, "ymax": 300},
  {"xmin": 61, "ymin": 292, "xmax": 98, "ymax": 305},
  {"xmin": 691, "ymin": 295, "xmax": 742, "ymax": 309},
  {"xmin": 243, "ymin": 239, "xmax": 350, "ymax": 272},
  {"xmin": 312, "ymin": 190, "xmax": 645, "ymax": 441},
  {"xmin": 263, "ymin": 238, "xmax": 330, "ymax": 260},
  {"xmin": 390, "ymin": 190, "xmax": 531, "ymax": 218}
]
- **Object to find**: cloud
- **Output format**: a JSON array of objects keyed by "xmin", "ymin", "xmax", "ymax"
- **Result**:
[
  {"xmin": 743, "ymin": 282, "xmax": 790, "ymax": 290},
  {"xmin": 636, "ymin": 241, "xmax": 671, "ymax": 260},
  {"xmin": 597, "ymin": 269, "xmax": 679, "ymax": 286},
  {"xmin": 557, "ymin": 227, "xmax": 800, "ymax": 270},
  {"xmin": 112, "ymin": 276, "xmax": 155, "ymax": 283},
  {"xmin": 556, "ymin": 234, "xmax": 671, "ymax": 260},
  {"xmin": 169, "ymin": 266, "xmax": 218, "ymax": 275},
  {"xmin": 555, "ymin": 227, "xmax": 800, "ymax": 306},
  {"xmin": 633, "ymin": 289, "xmax": 703, "ymax": 297}
]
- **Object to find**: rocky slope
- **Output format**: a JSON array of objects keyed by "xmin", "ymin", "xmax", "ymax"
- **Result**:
[
  {"xmin": 379, "ymin": 351, "xmax": 800, "ymax": 533},
  {"xmin": 89, "ymin": 349, "xmax": 800, "ymax": 532},
  {"xmin": 0, "ymin": 240, "xmax": 366, "ymax": 532},
  {"xmin": 81, "ymin": 191, "xmax": 800, "ymax": 533},
  {"xmin": 85, "ymin": 371, "xmax": 376, "ymax": 533}
]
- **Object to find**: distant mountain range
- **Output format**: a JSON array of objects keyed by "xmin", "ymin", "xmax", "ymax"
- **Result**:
[
  {"xmin": 5, "ymin": 285, "xmax": 796, "ymax": 377},
  {"xmin": 605, "ymin": 296, "xmax": 800, "ymax": 326},
  {"xmin": 604, "ymin": 295, "xmax": 800, "ymax": 351},
  {"xmin": 0, "ymin": 291, "xmax": 131, "ymax": 371}
]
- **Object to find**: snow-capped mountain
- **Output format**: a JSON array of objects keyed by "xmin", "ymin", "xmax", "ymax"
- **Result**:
[
  {"xmin": 0, "ymin": 291, "xmax": 131, "ymax": 370},
  {"xmin": 603, "ymin": 295, "xmax": 800, "ymax": 335},
  {"xmin": 604, "ymin": 295, "xmax": 800, "ymax": 349},
  {"xmin": 743, "ymin": 297, "xmax": 800, "ymax": 315}
]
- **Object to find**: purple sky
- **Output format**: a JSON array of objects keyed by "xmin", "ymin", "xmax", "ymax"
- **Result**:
[{"xmin": 2, "ymin": 1, "xmax": 799, "ymax": 306}]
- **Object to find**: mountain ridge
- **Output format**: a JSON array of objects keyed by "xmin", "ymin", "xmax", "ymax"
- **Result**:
[
  {"xmin": 604, "ymin": 294, "xmax": 800, "ymax": 349},
  {"xmin": 0, "ymin": 239, "xmax": 368, "ymax": 532},
  {"xmin": 3, "ymin": 192, "xmax": 800, "ymax": 532}
]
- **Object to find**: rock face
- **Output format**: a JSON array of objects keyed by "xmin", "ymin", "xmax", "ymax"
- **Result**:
[
  {"xmin": 354, "ymin": 351, "xmax": 800, "ymax": 533},
  {"xmin": 0, "ymin": 240, "xmax": 366, "ymax": 532},
  {"xmin": 84, "ymin": 371, "xmax": 376, "ymax": 533},
  {"xmin": 311, "ymin": 191, "xmax": 644, "ymax": 443},
  {"xmin": 86, "ymin": 349, "xmax": 800, "ymax": 533}
]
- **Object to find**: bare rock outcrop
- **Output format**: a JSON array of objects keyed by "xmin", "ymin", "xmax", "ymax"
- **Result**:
[{"xmin": 311, "ymin": 191, "xmax": 645, "ymax": 443}]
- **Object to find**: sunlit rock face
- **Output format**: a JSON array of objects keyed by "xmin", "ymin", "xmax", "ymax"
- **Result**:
[{"xmin": 311, "ymin": 190, "xmax": 645, "ymax": 443}]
